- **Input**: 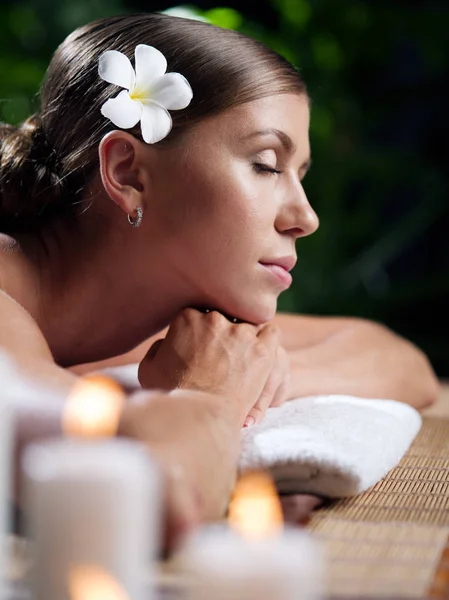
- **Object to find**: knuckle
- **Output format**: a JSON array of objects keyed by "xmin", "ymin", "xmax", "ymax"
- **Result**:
[
  {"xmin": 254, "ymin": 340, "xmax": 270, "ymax": 359},
  {"xmin": 183, "ymin": 307, "xmax": 197, "ymax": 320},
  {"xmin": 207, "ymin": 310, "xmax": 225, "ymax": 325},
  {"xmin": 264, "ymin": 323, "xmax": 281, "ymax": 337},
  {"xmin": 175, "ymin": 307, "xmax": 195, "ymax": 325},
  {"xmin": 249, "ymin": 405, "xmax": 265, "ymax": 419}
]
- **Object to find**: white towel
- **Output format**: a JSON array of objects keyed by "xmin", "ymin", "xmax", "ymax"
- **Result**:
[
  {"xmin": 87, "ymin": 364, "xmax": 423, "ymax": 498},
  {"xmin": 96, "ymin": 364, "xmax": 141, "ymax": 391},
  {"xmin": 239, "ymin": 395, "xmax": 422, "ymax": 498}
]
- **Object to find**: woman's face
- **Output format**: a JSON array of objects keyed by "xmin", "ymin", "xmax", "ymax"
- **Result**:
[{"xmin": 146, "ymin": 93, "xmax": 318, "ymax": 324}]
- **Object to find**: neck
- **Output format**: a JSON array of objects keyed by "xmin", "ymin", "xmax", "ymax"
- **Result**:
[{"xmin": 15, "ymin": 206, "xmax": 196, "ymax": 367}]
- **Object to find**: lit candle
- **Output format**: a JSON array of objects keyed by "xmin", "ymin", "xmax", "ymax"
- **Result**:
[
  {"xmin": 175, "ymin": 471, "xmax": 324, "ymax": 600},
  {"xmin": 22, "ymin": 375, "xmax": 161, "ymax": 600},
  {"xmin": 68, "ymin": 564, "xmax": 129, "ymax": 600}
]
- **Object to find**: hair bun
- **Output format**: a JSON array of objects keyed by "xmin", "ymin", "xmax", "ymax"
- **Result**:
[
  {"xmin": 20, "ymin": 113, "xmax": 42, "ymax": 136},
  {"xmin": 21, "ymin": 114, "xmax": 59, "ymax": 172},
  {"xmin": 0, "ymin": 114, "xmax": 65, "ymax": 232}
]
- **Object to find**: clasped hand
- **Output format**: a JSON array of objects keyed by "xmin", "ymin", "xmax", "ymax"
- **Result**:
[{"xmin": 138, "ymin": 308, "xmax": 290, "ymax": 427}]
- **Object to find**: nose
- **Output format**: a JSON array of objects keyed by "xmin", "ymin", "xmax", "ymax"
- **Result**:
[{"xmin": 275, "ymin": 182, "xmax": 319, "ymax": 239}]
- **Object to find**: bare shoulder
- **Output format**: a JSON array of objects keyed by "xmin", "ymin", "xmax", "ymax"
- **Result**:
[
  {"xmin": 0, "ymin": 286, "xmax": 53, "ymax": 361},
  {"xmin": 271, "ymin": 311, "xmax": 362, "ymax": 350},
  {"xmin": 0, "ymin": 268, "xmax": 75, "ymax": 391},
  {"xmin": 0, "ymin": 237, "xmax": 52, "ymax": 361}
]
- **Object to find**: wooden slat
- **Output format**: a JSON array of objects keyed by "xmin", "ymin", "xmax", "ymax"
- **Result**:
[{"xmin": 306, "ymin": 390, "xmax": 449, "ymax": 599}]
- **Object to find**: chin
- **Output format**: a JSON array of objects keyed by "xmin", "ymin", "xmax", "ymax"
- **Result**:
[{"xmin": 238, "ymin": 296, "xmax": 278, "ymax": 325}]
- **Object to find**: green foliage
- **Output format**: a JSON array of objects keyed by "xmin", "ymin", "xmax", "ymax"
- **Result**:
[
  {"xmin": 204, "ymin": 7, "xmax": 242, "ymax": 29},
  {"xmin": 1, "ymin": 0, "xmax": 447, "ymax": 372},
  {"xmin": 190, "ymin": 2, "xmax": 448, "ymax": 372},
  {"xmin": 275, "ymin": 0, "xmax": 311, "ymax": 29}
]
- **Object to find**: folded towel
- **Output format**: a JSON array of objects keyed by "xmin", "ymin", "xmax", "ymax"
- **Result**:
[
  {"xmin": 91, "ymin": 364, "xmax": 422, "ymax": 498},
  {"xmin": 239, "ymin": 395, "xmax": 422, "ymax": 498},
  {"xmin": 97, "ymin": 364, "xmax": 140, "ymax": 392}
]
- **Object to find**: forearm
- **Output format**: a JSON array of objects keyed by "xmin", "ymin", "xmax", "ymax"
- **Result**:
[
  {"xmin": 7, "ymin": 361, "xmax": 74, "ymax": 505},
  {"xmin": 119, "ymin": 390, "xmax": 243, "ymax": 521},
  {"xmin": 273, "ymin": 314, "xmax": 440, "ymax": 409}
]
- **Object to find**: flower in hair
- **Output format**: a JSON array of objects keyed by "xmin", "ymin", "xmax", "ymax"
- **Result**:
[{"xmin": 98, "ymin": 44, "xmax": 193, "ymax": 144}]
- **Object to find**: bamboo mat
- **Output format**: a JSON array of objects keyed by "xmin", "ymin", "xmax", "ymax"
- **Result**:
[
  {"xmin": 6, "ymin": 387, "xmax": 449, "ymax": 600},
  {"xmin": 307, "ymin": 385, "xmax": 449, "ymax": 599}
]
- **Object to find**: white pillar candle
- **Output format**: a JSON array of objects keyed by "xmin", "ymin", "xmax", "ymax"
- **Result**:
[
  {"xmin": 21, "ymin": 375, "xmax": 161, "ymax": 600},
  {"xmin": 178, "ymin": 524, "xmax": 323, "ymax": 600},
  {"xmin": 23, "ymin": 438, "xmax": 159, "ymax": 600},
  {"xmin": 176, "ymin": 471, "xmax": 324, "ymax": 600},
  {"xmin": 0, "ymin": 353, "xmax": 17, "ymax": 594},
  {"xmin": 0, "ymin": 396, "xmax": 13, "ymax": 595}
]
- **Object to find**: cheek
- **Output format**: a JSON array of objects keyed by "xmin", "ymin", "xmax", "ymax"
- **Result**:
[{"xmin": 155, "ymin": 161, "xmax": 267, "ymax": 246}]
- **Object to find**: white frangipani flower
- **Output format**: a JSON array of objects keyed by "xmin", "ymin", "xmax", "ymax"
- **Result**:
[{"xmin": 99, "ymin": 44, "xmax": 193, "ymax": 144}]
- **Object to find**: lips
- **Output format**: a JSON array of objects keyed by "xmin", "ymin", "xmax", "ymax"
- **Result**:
[
  {"xmin": 259, "ymin": 256, "xmax": 296, "ymax": 288},
  {"xmin": 259, "ymin": 256, "xmax": 297, "ymax": 272}
]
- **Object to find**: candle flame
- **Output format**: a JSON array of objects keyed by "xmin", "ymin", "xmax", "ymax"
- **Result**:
[
  {"xmin": 68, "ymin": 565, "xmax": 129, "ymax": 600},
  {"xmin": 228, "ymin": 470, "xmax": 283, "ymax": 539},
  {"xmin": 62, "ymin": 375, "xmax": 125, "ymax": 439}
]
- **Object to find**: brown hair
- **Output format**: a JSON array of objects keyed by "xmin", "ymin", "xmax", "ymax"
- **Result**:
[{"xmin": 0, "ymin": 13, "xmax": 306, "ymax": 233}]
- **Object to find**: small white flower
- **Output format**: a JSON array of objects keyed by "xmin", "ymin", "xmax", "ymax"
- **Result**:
[{"xmin": 98, "ymin": 44, "xmax": 193, "ymax": 144}]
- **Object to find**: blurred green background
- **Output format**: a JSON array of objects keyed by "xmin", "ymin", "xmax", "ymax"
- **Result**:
[{"xmin": 1, "ymin": 0, "xmax": 448, "ymax": 375}]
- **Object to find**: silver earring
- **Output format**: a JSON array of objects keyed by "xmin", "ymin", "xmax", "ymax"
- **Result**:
[{"xmin": 128, "ymin": 206, "xmax": 143, "ymax": 228}]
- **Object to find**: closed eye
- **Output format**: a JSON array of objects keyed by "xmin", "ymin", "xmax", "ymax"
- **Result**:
[{"xmin": 253, "ymin": 163, "xmax": 282, "ymax": 175}]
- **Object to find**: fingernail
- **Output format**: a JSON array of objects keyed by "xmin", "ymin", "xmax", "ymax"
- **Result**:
[{"xmin": 243, "ymin": 416, "xmax": 256, "ymax": 429}]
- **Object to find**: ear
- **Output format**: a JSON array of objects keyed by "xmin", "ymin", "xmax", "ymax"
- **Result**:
[{"xmin": 99, "ymin": 131, "xmax": 151, "ymax": 218}]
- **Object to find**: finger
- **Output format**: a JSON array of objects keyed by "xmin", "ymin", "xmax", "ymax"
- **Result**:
[
  {"xmin": 145, "ymin": 338, "xmax": 164, "ymax": 360},
  {"xmin": 138, "ymin": 339, "xmax": 165, "ymax": 388},
  {"xmin": 280, "ymin": 494, "xmax": 324, "ymax": 525},
  {"xmin": 268, "ymin": 346, "xmax": 290, "ymax": 407},
  {"xmin": 163, "ymin": 467, "xmax": 202, "ymax": 553},
  {"xmin": 244, "ymin": 364, "xmax": 283, "ymax": 427},
  {"xmin": 270, "ymin": 376, "xmax": 289, "ymax": 407},
  {"xmin": 241, "ymin": 327, "xmax": 281, "ymax": 427},
  {"xmin": 256, "ymin": 322, "xmax": 280, "ymax": 339},
  {"xmin": 255, "ymin": 324, "xmax": 281, "ymax": 355},
  {"xmin": 270, "ymin": 352, "xmax": 291, "ymax": 407},
  {"xmin": 167, "ymin": 307, "xmax": 209, "ymax": 338},
  {"xmin": 200, "ymin": 307, "xmax": 250, "ymax": 325}
]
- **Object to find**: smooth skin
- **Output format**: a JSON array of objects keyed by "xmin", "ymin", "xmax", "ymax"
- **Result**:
[{"xmin": 0, "ymin": 93, "xmax": 439, "ymax": 545}]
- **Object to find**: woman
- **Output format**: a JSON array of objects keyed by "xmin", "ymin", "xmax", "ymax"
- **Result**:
[{"xmin": 0, "ymin": 13, "xmax": 438, "ymax": 544}]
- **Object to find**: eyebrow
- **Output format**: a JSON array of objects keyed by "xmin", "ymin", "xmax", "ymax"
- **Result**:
[{"xmin": 242, "ymin": 128, "xmax": 312, "ymax": 171}]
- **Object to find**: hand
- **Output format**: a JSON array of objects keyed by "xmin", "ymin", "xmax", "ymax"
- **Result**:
[
  {"xmin": 119, "ymin": 388, "xmax": 251, "ymax": 551},
  {"xmin": 138, "ymin": 308, "xmax": 280, "ymax": 424},
  {"xmin": 280, "ymin": 494, "xmax": 324, "ymax": 525},
  {"xmin": 244, "ymin": 342, "xmax": 291, "ymax": 428}
]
